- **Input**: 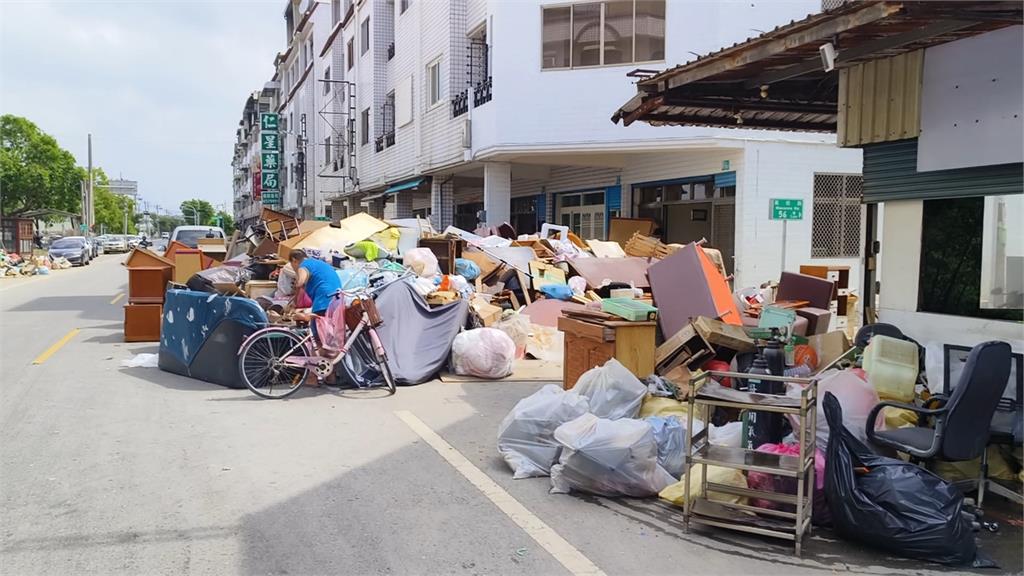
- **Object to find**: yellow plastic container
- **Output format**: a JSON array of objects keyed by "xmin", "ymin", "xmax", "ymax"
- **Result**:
[{"xmin": 863, "ymin": 335, "xmax": 918, "ymax": 402}]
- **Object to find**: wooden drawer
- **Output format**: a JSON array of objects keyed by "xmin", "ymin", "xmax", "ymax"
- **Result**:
[
  {"xmin": 128, "ymin": 267, "xmax": 171, "ymax": 304},
  {"xmin": 124, "ymin": 304, "xmax": 162, "ymax": 342}
]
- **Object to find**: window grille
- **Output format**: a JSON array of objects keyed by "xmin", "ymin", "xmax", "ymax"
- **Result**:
[{"xmin": 811, "ymin": 173, "xmax": 862, "ymax": 258}]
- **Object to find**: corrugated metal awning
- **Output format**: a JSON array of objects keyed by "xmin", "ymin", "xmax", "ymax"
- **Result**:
[{"xmin": 610, "ymin": 1, "xmax": 1022, "ymax": 133}]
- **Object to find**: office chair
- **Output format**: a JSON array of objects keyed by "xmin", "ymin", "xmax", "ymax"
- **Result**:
[{"xmin": 865, "ymin": 341, "xmax": 1013, "ymax": 509}]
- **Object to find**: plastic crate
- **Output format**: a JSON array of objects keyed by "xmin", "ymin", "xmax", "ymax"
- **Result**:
[{"xmin": 601, "ymin": 298, "xmax": 658, "ymax": 321}]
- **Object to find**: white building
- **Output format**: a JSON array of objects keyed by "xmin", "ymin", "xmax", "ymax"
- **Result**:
[
  {"xmin": 232, "ymin": 84, "xmax": 279, "ymax": 229},
  {"xmin": 239, "ymin": 0, "xmax": 863, "ymax": 290}
]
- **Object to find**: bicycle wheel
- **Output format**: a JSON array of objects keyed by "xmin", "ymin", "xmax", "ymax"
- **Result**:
[
  {"xmin": 238, "ymin": 329, "xmax": 310, "ymax": 399},
  {"xmin": 339, "ymin": 329, "xmax": 396, "ymax": 395}
]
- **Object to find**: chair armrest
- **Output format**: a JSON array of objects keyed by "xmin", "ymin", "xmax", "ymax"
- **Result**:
[{"xmin": 866, "ymin": 400, "xmax": 947, "ymax": 435}]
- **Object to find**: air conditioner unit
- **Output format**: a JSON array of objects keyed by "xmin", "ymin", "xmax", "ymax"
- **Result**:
[{"xmin": 461, "ymin": 118, "xmax": 471, "ymax": 149}]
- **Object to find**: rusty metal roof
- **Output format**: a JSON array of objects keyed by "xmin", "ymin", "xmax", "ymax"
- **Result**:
[{"xmin": 611, "ymin": 1, "xmax": 1023, "ymax": 132}]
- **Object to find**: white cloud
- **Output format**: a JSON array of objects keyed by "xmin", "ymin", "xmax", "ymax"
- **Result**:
[{"xmin": 0, "ymin": 0, "xmax": 282, "ymax": 214}]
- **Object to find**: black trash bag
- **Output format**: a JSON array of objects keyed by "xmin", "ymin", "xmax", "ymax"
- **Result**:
[{"xmin": 822, "ymin": 392, "xmax": 994, "ymax": 568}]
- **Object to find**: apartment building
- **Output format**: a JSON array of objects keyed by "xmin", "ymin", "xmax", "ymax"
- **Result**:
[
  {"xmin": 231, "ymin": 83, "xmax": 279, "ymax": 229},
  {"xmin": 237, "ymin": 0, "xmax": 864, "ymax": 290}
]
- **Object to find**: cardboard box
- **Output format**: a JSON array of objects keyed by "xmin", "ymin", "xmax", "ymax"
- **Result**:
[
  {"xmin": 808, "ymin": 330, "xmax": 853, "ymax": 373},
  {"xmin": 470, "ymin": 297, "xmax": 503, "ymax": 326}
]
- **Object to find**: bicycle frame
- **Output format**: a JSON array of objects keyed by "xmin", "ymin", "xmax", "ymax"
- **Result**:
[{"xmin": 240, "ymin": 311, "xmax": 386, "ymax": 377}]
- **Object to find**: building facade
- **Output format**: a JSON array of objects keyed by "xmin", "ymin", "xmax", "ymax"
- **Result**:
[{"xmin": 235, "ymin": 0, "xmax": 864, "ymax": 290}]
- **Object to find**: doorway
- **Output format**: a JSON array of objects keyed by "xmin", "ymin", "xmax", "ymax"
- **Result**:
[{"xmin": 557, "ymin": 190, "xmax": 605, "ymax": 240}]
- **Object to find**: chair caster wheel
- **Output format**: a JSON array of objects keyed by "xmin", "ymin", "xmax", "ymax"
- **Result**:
[{"xmin": 982, "ymin": 521, "xmax": 999, "ymax": 533}]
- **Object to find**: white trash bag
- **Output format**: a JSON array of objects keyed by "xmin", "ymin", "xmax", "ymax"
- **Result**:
[
  {"xmin": 497, "ymin": 385, "xmax": 590, "ymax": 479},
  {"xmin": 550, "ymin": 413, "xmax": 675, "ymax": 497},
  {"xmin": 571, "ymin": 358, "xmax": 647, "ymax": 420},
  {"xmin": 403, "ymin": 247, "xmax": 439, "ymax": 278},
  {"xmin": 451, "ymin": 328, "xmax": 516, "ymax": 379}
]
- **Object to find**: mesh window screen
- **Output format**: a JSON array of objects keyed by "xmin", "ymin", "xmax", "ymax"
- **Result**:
[{"xmin": 812, "ymin": 173, "xmax": 863, "ymax": 258}]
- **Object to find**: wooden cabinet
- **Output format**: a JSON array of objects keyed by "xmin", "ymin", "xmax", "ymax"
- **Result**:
[
  {"xmin": 799, "ymin": 265, "xmax": 850, "ymax": 330},
  {"xmin": 124, "ymin": 304, "xmax": 162, "ymax": 342},
  {"xmin": 128, "ymin": 267, "xmax": 172, "ymax": 304},
  {"xmin": 557, "ymin": 316, "xmax": 656, "ymax": 389}
]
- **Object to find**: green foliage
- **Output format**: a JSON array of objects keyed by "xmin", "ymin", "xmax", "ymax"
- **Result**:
[
  {"xmin": 93, "ymin": 169, "xmax": 137, "ymax": 234},
  {"xmin": 0, "ymin": 114, "xmax": 84, "ymax": 217},
  {"xmin": 155, "ymin": 214, "xmax": 185, "ymax": 233},
  {"xmin": 180, "ymin": 199, "xmax": 214, "ymax": 226},
  {"xmin": 211, "ymin": 210, "xmax": 234, "ymax": 234}
]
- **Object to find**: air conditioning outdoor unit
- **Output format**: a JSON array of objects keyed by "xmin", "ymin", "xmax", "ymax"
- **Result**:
[{"xmin": 461, "ymin": 118, "xmax": 471, "ymax": 149}]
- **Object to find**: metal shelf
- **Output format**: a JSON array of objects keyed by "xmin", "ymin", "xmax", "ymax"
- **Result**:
[{"xmin": 692, "ymin": 445, "xmax": 812, "ymax": 477}]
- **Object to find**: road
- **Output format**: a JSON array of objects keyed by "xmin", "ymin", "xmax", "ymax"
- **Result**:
[{"xmin": 0, "ymin": 255, "xmax": 1019, "ymax": 575}]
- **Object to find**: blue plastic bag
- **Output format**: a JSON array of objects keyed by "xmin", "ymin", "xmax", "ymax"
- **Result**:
[
  {"xmin": 645, "ymin": 416, "xmax": 685, "ymax": 478},
  {"xmin": 538, "ymin": 283, "xmax": 573, "ymax": 301},
  {"xmin": 455, "ymin": 258, "xmax": 480, "ymax": 281}
]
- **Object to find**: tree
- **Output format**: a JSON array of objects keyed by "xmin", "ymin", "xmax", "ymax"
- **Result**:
[
  {"xmin": 180, "ymin": 199, "xmax": 214, "ymax": 226},
  {"xmin": 93, "ymin": 169, "xmax": 138, "ymax": 235},
  {"xmin": 211, "ymin": 210, "xmax": 234, "ymax": 234},
  {"xmin": 0, "ymin": 114, "xmax": 84, "ymax": 217}
]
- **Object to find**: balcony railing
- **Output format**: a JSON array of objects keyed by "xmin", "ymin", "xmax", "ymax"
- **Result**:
[
  {"xmin": 451, "ymin": 90, "xmax": 469, "ymax": 117},
  {"xmin": 387, "ymin": 42, "xmax": 395, "ymax": 61},
  {"xmin": 374, "ymin": 136, "xmax": 385, "ymax": 152},
  {"xmin": 385, "ymin": 131, "xmax": 395, "ymax": 148},
  {"xmin": 473, "ymin": 77, "xmax": 492, "ymax": 107}
]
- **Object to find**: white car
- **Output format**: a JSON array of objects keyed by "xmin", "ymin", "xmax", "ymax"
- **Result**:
[{"xmin": 169, "ymin": 225, "xmax": 226, "ymax": 249}]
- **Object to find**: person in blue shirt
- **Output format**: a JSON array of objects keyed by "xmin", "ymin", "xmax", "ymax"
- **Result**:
[{"xmin": 288, "ymin": 249, "xmax": 341, "ymax": 347}]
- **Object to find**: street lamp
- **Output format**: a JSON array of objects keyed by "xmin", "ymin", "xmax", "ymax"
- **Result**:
[{"xmin": 184, "ymin": 205, "xmax": 200, "ymax": 225}]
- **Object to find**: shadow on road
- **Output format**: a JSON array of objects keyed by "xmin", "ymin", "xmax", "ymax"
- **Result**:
[{"xmin": 8, "ymin": 296, "xmax": 121, "ymax": 322}]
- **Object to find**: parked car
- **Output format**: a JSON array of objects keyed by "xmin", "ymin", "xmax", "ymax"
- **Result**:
[
  {"xmin": 160, "ymin": 232, "xmax": 170, "ymax": 239},
  {"xmin": 48, "ymin": 236, "xmax": 91, "ymax": 266},
  {"xmin": 84, "ymin": 237, "xmax": 102, "ymax": 257},
  {"xmin": 169, "ymin": 225, "xmax": 226, "ymax": 249},
  {"xmin": 102, "ymin": 235, "xmax": 128, "ymax": 253}
]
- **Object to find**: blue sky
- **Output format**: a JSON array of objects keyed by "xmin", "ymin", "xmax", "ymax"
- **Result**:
[{"xmin": 0, "ymin": 1, "xmax": 284, "ymax": 215}]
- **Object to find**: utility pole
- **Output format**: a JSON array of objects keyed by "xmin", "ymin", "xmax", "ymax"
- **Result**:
[{"xmin": 87, "ymin": 134, "xmax": 94, "ymax": 231}]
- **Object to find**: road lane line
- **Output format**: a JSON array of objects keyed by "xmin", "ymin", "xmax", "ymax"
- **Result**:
[
  {"xmin": 32, "ymin": 329, "xmax": 80, "ymax": 365},
  {"xmin": 395, "ymin": 410, "xmax": 606, "ymax": 576},
  {"xmin": 109, "ymin": 292, "xmax": 125, "ymax": 305}
]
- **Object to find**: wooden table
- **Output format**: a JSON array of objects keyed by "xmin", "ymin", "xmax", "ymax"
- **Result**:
[{"xmin": 557, "ymin": 316, "xmax": 656, "ymax": 389}]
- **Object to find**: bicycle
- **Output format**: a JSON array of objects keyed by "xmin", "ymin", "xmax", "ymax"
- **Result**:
[{"xmin": 237, "ymin": 271, "xmax": 405, "ymax": 399}]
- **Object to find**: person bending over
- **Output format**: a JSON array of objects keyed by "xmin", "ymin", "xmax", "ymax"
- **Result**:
[{"xmin": 287, "ymin": 249, "xmax": 341, "ymax": 348}]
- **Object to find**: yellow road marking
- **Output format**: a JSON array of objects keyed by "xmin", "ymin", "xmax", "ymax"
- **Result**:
[
  {"xmin": 32, "ymin": 329, "xmax": 80, "ymax": 365},
  {"xmin": 395, "ymin": 410, "xmax": 606, "ymax": 576},
  {"xmin": 109, "ymin": 292, "xmax": 125, "ymax": 305}
]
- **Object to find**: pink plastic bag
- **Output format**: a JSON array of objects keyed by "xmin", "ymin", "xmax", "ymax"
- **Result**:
[{"xmin": 747, "ymin": 443, "xmax": 830, "ymax": 525}]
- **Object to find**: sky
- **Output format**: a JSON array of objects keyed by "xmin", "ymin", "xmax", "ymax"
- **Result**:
[{"xmin": 0, "ymin": 0, "xmax": 285, "ymax": 216}]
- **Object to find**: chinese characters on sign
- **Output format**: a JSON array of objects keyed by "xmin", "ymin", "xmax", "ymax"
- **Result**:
[
  {"xmin": 770, "ymin": 198, "xmax": 804, "ymax": 220},
  {"xmin": 259, "ymin": 113, "xmax": 281, "ymax": 206}
]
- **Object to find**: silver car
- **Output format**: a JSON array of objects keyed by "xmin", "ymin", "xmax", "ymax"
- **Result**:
[{"xmin": 48, "ymin": 236, "xmax": 91, "ymax": 266}]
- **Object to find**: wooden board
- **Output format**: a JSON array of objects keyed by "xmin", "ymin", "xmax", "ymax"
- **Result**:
[
  {"xmin": 124, "ymin": 304, "xmax": 162, "ymax": 342},
  {"xmin": 123, "ymin": 247, "xmax": 173, "ymax": 269},
  {"xmin": 439, "ymin": 359, "xmax": 562, "ymax": 383},
  {"xmin": 608, "ymin": 217, "xmax": 656, "ymax": 245},
  {"xmin": 172, "ymin": 251, "xmax": 203, "ymax": 284}
]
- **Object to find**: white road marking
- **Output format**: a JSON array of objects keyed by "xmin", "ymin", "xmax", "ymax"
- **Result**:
[{"xmin": 395, "ymin": 410, "xmax": 606, "ymax": 576}]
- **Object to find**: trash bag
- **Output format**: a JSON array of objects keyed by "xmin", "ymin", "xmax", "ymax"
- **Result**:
[
  {"xmin": 493, "ymin": 313, "xmax": 530, "ymax": 359},
  {"xmin": 538, "ymin": 283, "xmax": 573, "ymax": 300},
  {"xmin": 822, "ymin": 392, "xmax": 990, "ymax": 567},
  {"xmin": 496, "ymin": 384, "xmax": 590, "ymax": 479},
  {"xmin": 798, "ymin": 369, "xmax": 883, "ymax": 452},
  {"xmin": 746, "ymin": 443, "xmax": 829, "ymax": 526},
  {"xmin": 454, "ymin": 258, "xmax": 480, "ymax": 281},
  {"xmin": 550, "ymin": 413, "xmax": 675, "ymax": 497},
  {"xmin": 659, "ymin": 465, "xmax": 748, "ymax": 507},
  {"xmin": 404, "ymin": 247, "xmax": 439, "ymax": 278},
  {"xmin": 639, "ymin": 395, "xmax": 691, "ymax": 420},
  {"xmin": 572, "ymin": 358, "xmax": 647, "ymax": 420},
  {"xmin": 645, "ymin": 416, "xmax": 686, "ymax": 478},
  {"xmin": 708, "ymin": 421, "xmax": 742, "ymax": 447},
  {"xmin": 451, "ymin": 328, "xmax": 516, "ymax": 379}
]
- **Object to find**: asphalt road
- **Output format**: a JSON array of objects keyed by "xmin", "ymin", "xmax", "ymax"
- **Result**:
[{"xmin": 0, "ymin": 255, "xmax": 1020, "ymax": 575}]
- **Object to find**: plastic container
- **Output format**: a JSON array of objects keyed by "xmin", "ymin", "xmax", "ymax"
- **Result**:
[
  {"xmin": 862, "ymin": 335, "xmax": 918, "ymax": 402},
  {"xmin": 601, "ymin": 298, "xmax": 658, "ymax": 321}
]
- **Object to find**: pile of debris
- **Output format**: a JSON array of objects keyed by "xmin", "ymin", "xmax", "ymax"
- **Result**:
[{"xmin": 0, "ymin": 250, "xmax": 71, "ymax": 276}]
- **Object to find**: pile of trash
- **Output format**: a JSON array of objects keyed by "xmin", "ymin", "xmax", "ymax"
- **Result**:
[{"xmin": 0, "ymin": 250, "xmax": 69, "ymax": 276}]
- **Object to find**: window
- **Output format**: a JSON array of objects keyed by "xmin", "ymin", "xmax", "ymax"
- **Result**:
[
  {"xmin": 919, "ymin": 195, "xmax": 1023, "ymax": 321},
  {"xmin": 427, "ymin": 59, "xmax": 442, "ymax": 107},
  {"xmin": 811, "ymin": 173, "xmax": 862, "ymax": 258},
  {"xmin": 511, "ymin": 196, "xmax": 539, "ymax": 236},
  {"xmin": 400, "ymin": 0, "xmax": 410, "ymax": 14},
  {"xmin": 360, "ymin": 17, "xmax": 370, "ymax": 55},
  {"xmin": 323, "ymin": 66, "xmax": 331, "ymax": 95},
  {"xmin": 541, "ymin": 0, "xmax": 664, "ymax": 69},
  {"xmin": 455, "ymin": 202, "xmax": 483, "ymax": 232},
  {"xmin": 323, "ymin": 136, "xmax": 332, "ymax": 165},
  {"xmin": 360, "ymin": 108, "xmax": 370, "ymax": 145},
  {"xmin": 347, "ymin": 38, "xmax": 354, "ymax": 69}
]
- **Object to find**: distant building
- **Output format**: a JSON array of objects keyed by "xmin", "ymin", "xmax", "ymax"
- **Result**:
[{"xmin": 107, "ymin": 179, "xmax": 138, "ymax": 199}]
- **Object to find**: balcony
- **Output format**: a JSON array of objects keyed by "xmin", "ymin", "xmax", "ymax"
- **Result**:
[
  {"xmin": 473, "ymin": 77, "xmax": 492, "ymax": 107},
  {"xmin": 385, "ymin": 131, "xmax": 395, "ymax": 148},
  {"xmin": 374, "ymin": 136, "xmax": 385, "ymax": 153},
  {"xmin": 451, "ymin": 90, "xmax": 469, "ymax": 118},
  {"xmin": 387, "ymin": 42, "xmax": 395, "ymax": 61}
]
